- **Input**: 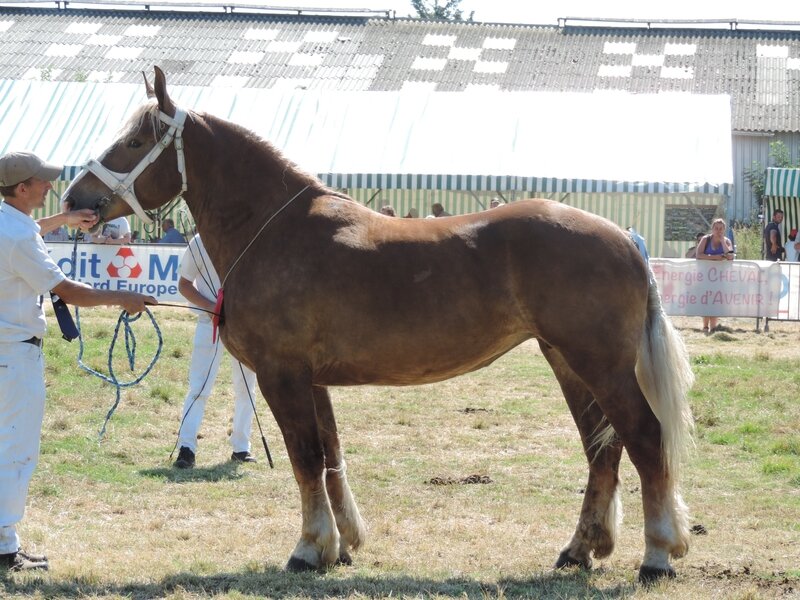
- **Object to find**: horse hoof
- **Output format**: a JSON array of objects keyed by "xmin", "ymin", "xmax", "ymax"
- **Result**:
[
  {"xmin": 638, "ymin": 564, "xmax": 676, "ymax": 584},
  {"xmin": 336, "ymin": 550, "xmax": 353, "ymax": 566},
  {"xmin": 555, "ymin": 550, "xmax": 591, "ymax": 570},
  {"xmin": 285, "ymin": 556, "xmax": 317, "ymax": 572}
]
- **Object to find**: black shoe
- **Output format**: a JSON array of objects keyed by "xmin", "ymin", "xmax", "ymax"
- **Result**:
[
  {"xmin": 16, "ymin": 549, "xmax": 47, "ymax": 563},
  {"xmin": 0, "ymin": 550, "xmax": 49, "ymax": 572},
  {"xmin": 231, "ymin": 451, "xmax": 257, "ymax": 463},
  {"xmin": 174, "ymin": 446, "xmax": 195, "ymax": 469}
]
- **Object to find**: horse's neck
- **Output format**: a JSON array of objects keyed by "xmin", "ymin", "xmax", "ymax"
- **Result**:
[{"xmin": 183, "ymin": 114, "xmax": 316, "ymax": 282}]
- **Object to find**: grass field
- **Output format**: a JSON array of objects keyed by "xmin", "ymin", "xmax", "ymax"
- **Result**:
[{"xmin": 1, "ymin": 308, "xmax": 799, "ymax": 599}]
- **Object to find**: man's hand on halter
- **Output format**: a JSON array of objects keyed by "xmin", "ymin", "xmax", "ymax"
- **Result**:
[{"xmin": 63, "ymin": 208, "xmax": 99, "ymax": 231}]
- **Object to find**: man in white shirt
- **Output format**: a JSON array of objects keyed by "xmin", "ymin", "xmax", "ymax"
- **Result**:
[
  {"xmin": 88, "ymin": 215, "xmax": 131, "ymax": 245},
  {"xmin": 0, "ymin": 151, "xmax": 156, "ymax": 573},
  {"xmin": 173, "ymin": 233, "xmax": 256, "ymax": 469}
]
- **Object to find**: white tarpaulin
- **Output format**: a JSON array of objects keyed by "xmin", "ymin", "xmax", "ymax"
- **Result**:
[{"xmin": 0, "ymin": 79, "xmax": 732, "ymax": 192}]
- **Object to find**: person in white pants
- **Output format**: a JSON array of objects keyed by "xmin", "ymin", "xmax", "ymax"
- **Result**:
[
  {"xmin": 0, "ymin": 151, "xmax": 155, "ymax": 572},
  {"xmin": 174, "ymin": 233, "xmax": 257, "ymax": 469}
]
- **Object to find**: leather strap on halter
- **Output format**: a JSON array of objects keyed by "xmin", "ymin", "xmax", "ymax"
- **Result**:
[{"xmin": 84, "ymin": 108, "xmax": 188, "ymax": 225}]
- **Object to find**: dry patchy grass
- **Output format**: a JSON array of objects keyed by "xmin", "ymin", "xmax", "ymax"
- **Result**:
[{"xmin": 1, "ymin": 309, "xmax": 798, "ymax": 599}]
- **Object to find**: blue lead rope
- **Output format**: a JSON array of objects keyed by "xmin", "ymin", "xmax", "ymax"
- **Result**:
[
  {"xmin": 76, "ymin": 306, "xmax": 163, "ymax": 440},
  {"xmin": 67, "ymin": 237, "xmax": 163, "ymax": 439}
]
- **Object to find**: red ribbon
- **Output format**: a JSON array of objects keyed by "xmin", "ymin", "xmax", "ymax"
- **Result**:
[{"xmin": 212, "ymin": 288, "xmax": 224, "ymax": 343}]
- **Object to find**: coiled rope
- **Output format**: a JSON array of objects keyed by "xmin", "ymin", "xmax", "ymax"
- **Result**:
[
  {"xmin": 66, "ymin": 237, "xmax": 163, "ymax": 439},
  {"xmin": 76, "ymin": 307, "xmax": 163, "ymax": 439}
]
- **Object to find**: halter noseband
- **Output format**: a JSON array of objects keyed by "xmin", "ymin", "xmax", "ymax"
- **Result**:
[{"xmin": 83, "ymin": 107, "xmax": 188, "ymax": 225}]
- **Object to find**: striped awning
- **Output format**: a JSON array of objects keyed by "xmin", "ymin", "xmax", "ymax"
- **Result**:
[
  {"xmin": 318, "ymin": 173, "xmax": 731, "ymax": 195},
  {"xmin": 765, "ymin": 168, "xmax": 800, "ymax": 199}
]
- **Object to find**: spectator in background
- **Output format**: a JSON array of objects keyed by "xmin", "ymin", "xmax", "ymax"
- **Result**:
[
  {"xmin": 88, "ymin": 216, "xmax": 131, "ymax": 245},
  {"xmin": 764, "ymin": 208, "xmax": 784, "ymax": 261},
  {"xmin": 158, "ymin": 218, "xmax": 186, "ymax": 244},
  {"xmin": 785, "ymin": 228, "xmax": 799, "ymax": 262},
  {"xmin": 379, "ymin": 205, "xmax": 396, "ymax": 217},
  {"xmin": 685, "ymin": 231, "xmax": 705, "ymax": 258},
  {"xmin": 42, "ymin": 225, "xmax": 68, "ymax": 242},
  {"xmin": 489, "ymin": 198, "xmax": 502, "ymax": 209},
  {"xmin": 173, "ymin": 234, "xmax": 256, "ymax": 469},
  {"xmin": 430, "ymin": 203, "xmax": 451, "ymax": 218},
  {"xmin": 696, "ymin": 218, "xmax": 735, "ymax": 333},
  {"xmin": 43, "ymin": 201, "xmax": 77, "ymax": 242},
  {"xmin": 626, "ymin": 227, "xmax": 649, "ymax": 263}
]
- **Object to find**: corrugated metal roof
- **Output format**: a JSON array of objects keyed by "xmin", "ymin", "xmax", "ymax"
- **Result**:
[
  {"xmin": 0, "ymin": 78, "xmax": 733, "ymax": 192},
  {"xmin": 0, "ymin": 8, "xmax": 797, "ymax": 130}
]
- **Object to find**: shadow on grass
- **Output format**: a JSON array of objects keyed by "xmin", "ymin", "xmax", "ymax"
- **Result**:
[
  {"xmin": 139, "ymin": 460, "xmax": 246, "ymax": 483},
  {"xmin": 1, "ymin": 566, "xmax": 634, "ymax": 599}
]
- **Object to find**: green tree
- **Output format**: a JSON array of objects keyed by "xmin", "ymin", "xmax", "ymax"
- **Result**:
[{"xmin": 411, "ymin": 0, "xmax": 474, "ymax": 21}]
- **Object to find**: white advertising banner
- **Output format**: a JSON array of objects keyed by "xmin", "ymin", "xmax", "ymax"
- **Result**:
[
  {"xmin": 47, "ymin": 242, "xmax": 187, "ymax": 303},
  {"xmin": 775, "ymin": 262, "xmax": 800, "ymax": 321},
  {"xmin": 650, "ymin": 259, "xmax": 784, "ymax": 318}
]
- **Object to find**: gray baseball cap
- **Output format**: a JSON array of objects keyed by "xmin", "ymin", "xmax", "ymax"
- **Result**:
[{"xmin": 0, "ymin": 151, "xmax": 62, "ymax": 186}]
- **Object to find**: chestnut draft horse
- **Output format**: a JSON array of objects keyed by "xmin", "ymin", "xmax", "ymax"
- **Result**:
[{"xmin": 64, "ymin": 67, "xmax": 695, "ymax": 582}]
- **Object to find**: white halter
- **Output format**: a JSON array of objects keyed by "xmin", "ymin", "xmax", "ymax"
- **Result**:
[{"xmin": 82, "ymin": 107, "xmax": 188, "ymax": 225}]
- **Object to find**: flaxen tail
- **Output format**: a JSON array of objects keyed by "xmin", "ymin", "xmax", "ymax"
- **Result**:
[{"xmin": 635, "ymin": 274, "xmax": 695, "ymax": 481}]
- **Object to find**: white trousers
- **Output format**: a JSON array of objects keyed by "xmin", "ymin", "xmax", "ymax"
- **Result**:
[
  {"xmin": 0, "ymin": 342, "xmax": 46, "ymax": 554},
  {"xmin": 178, "ymin": 319, "xmax": 256, "ymax": 454}
]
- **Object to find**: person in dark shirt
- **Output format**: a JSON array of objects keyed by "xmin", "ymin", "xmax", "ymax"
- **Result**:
[
  {"xmin": 158, "ymin": 218, "xmax": 186, "ymax": 244},
  {"xmin": 764, "ymin": 208, "xmax": 784, "ymax": 261}
]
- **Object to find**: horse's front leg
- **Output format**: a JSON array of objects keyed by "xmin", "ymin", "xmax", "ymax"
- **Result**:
[
  {"xmin": 312, "ymin": 385, "xmax": 366, "ymax": 565},
  {"xmin": 258, "ymin": 368, "xmax": 340, "ymax": 571}
]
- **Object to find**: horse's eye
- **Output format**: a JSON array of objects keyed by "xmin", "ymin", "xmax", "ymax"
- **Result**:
[{"xmin": 127, "ymin": 139, "xmax": 142, "ymax": 149}]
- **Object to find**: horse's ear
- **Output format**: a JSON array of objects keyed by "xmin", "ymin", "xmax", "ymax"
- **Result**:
[
  {"xmin": 153, "ymin": 66, "xmax": 176, "ymax": 116},
  {"xmin": 142, "ymin": 71, "xmax": 155, "ymax": 98}
]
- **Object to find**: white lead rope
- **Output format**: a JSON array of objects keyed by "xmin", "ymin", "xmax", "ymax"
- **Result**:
[{"xmin": 221, "ymin": 184, "xmax": 310, "ymax": 289}]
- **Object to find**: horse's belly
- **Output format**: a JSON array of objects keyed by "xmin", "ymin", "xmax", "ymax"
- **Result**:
[{"xmin": 312, "ymin": 331, "xmax": 532, "ymax": 386}]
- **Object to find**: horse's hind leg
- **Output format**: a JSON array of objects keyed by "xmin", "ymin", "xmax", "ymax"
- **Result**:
[
  {"xmin": 256, "ymin": 368, "xmax": 340, "ymax": 571},
  {"xmin": 593, "ymin": 371, "xmax": 690, "ymax": 581},
  {"xmin": 539, "ymin": 342, "xmax": 623, "ymax": 570},
  {"xmin": 312, "ymin": 385, "xmax": 366, "ymax": 564}
]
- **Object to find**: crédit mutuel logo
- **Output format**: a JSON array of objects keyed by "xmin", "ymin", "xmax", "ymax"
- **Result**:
[
  {"xmin": 106, "ymin": 247, "xmax": 143, "ymax": 278},
  {"xmin": 52, "ymin": 246, "xmax": 180, "ymax": 299}
]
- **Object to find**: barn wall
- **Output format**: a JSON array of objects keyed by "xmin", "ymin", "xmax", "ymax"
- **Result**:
[{"xmin": 732, "ymin": 132, "xmax": 800, "ymax": 223}]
